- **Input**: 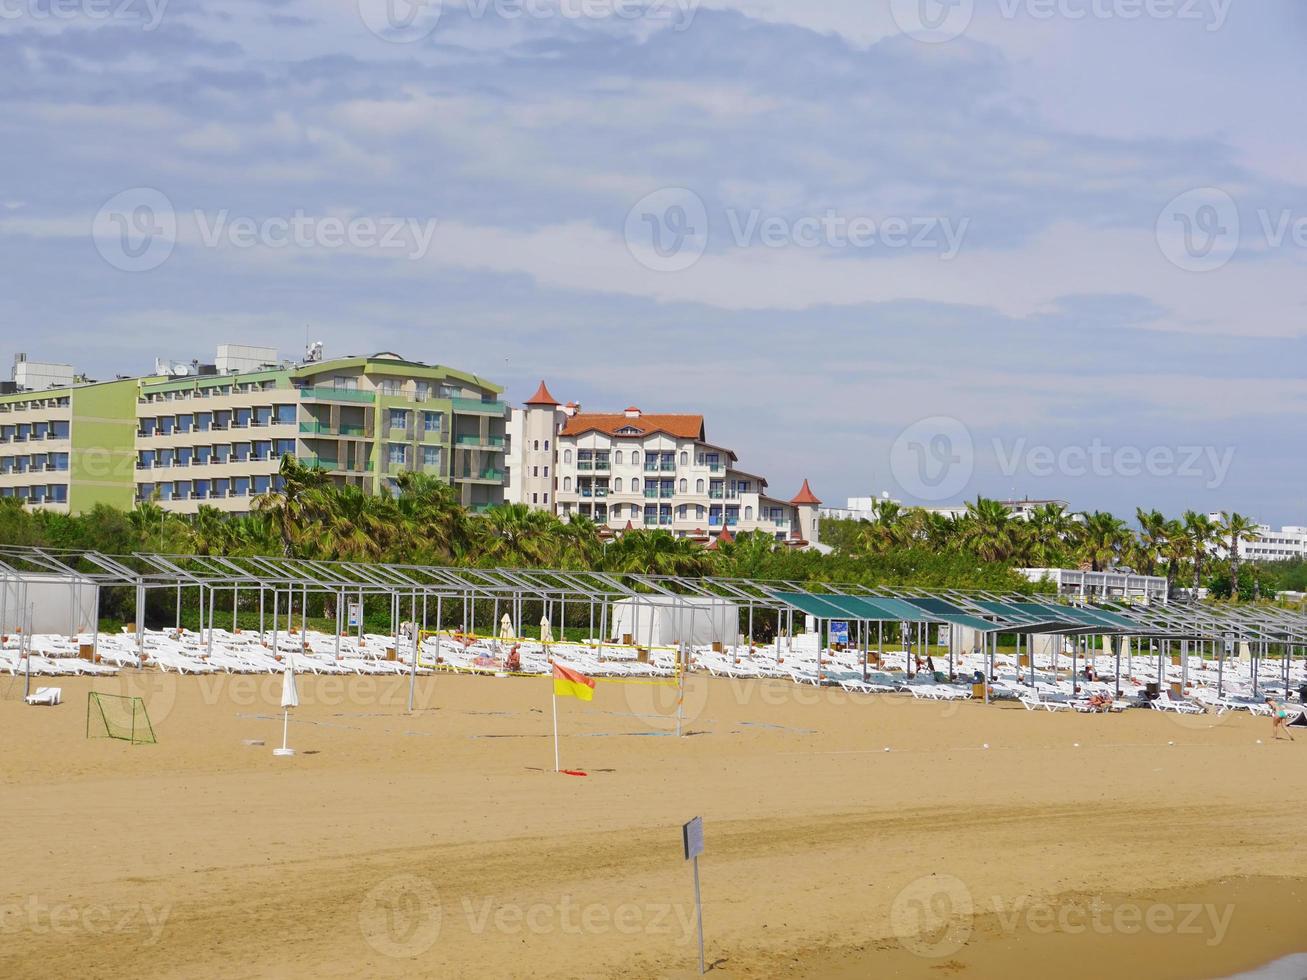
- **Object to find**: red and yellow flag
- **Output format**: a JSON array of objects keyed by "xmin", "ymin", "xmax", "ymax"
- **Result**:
[{"xmin": 552, "ymin": 663, "xmax": 595, "ymax": 702}]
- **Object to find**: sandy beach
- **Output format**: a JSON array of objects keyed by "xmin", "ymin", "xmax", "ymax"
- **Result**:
[{"xmin": 2, "ymin": 670, "xmax": 1304, "ymax": 979}]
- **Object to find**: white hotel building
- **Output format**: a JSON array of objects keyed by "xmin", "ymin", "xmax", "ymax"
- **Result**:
[{"xmin": 506, "ymin": 382, "xmax": 821, "ymax": 547}]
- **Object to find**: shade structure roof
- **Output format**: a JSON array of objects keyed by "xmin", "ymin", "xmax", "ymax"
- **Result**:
[{"xmin": 0, "ymin": 545, "xmax": 1304, "ymax": 648}]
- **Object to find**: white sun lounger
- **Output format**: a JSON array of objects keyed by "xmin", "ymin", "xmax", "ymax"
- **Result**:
[{"xmin": 24, "ymin": 686, "xmax": 61, "ymax": 705}]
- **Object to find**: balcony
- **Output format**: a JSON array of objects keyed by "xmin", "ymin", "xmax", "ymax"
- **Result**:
[
  {"xmin": 459, "ymin": 469, "xmax": 503, "ymax": 483},
  {"xmin": 299, "ymin": 387, "xmax": 374, "ymax": 404},
  {"xmin": 451, "ymin": 397, "xmax": 506, "ymax": 415},
  {"xmin": 455, "ymin": 434, "xmax": 505, "ymax": 448}
]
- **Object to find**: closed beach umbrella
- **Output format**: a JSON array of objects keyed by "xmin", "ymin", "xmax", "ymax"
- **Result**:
[
  {"xmin": 500, "ymin": 613, "xmax": 514, "ymax": 641},
  {"xmin": 275, "ymin": 665, "xmax": 298, "ymax": 757},
  {"xmin": 540, "ymin": 616, "xmax": 553, "ymax": 644}
]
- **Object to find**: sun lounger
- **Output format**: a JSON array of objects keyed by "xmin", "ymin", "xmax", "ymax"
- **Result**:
[{"xmin": 24, "ymin": 686, "xmax": 61, "ymax": 706}]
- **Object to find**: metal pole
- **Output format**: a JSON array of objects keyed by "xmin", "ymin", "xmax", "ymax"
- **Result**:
[{"xmin": 692, "ymin": 854, "xmax": 705, "ymax": 976}]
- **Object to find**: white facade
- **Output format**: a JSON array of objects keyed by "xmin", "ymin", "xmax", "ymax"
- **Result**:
[
  {"xmin": 1206, "ymin": 519, "xmax": 1307, "ymax": 563},
  {"xmin": 12, "ymin": 356, "xmax": 75, "ymax": 391},
  {"xmin": 506, "ymin": 384, "xmax": 821, "ymax": 547},
  {"xmin": 823, "ymin": 494, "xmax": 1073, "ymax": 523},
  {"xmin": 1020, "ymin": 568, "xmax": 1168, "ymax": 603}
]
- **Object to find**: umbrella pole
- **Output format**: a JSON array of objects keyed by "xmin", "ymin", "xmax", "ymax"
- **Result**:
[{"xmin": 281, "ymin": 707, "xmax": 289, "ymax": 753}]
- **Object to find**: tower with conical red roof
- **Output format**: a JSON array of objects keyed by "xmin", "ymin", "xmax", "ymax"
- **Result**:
[
  {"xmin": 789, "ymin": 479, "xmax": 822, "ymax": 546},
  {"xmin": 515, "ymin": 380, "xmax": 563, "ymax": 513}
]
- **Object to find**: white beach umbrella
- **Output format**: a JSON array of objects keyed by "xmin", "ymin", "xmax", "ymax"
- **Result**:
[
  {"xmin": 500, "ymin": 613, "xmax": 514, "ymax": 641},
  {"xmin": 540, "ymin": 616, "xmax": 553, "ymax": 644},
  {"xmin": 275, "ymin": 665, "xmax": 298, "ymax": 757}
]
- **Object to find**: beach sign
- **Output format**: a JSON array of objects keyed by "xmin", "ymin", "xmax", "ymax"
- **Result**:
[
  {"xmin": 829, "ymin": 621, "xmax": 849, "ymax": 647},
  {"xmin": 347, "ymin": 602, "xmax": 363, "ymax": 628}
]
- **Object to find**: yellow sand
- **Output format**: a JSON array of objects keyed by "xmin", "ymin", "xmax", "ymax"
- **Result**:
[{"xmin": 1, "ymin": 670, "xmax": 1303, "ymax": 979}]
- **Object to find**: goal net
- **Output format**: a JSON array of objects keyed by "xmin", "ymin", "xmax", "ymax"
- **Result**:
[{"xmin": 87, "ymin": 691, "xmax": 156, "ymax": 745}]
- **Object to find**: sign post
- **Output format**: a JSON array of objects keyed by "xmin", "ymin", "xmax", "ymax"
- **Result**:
[
  {"xmin": 682, "ymin": 816, "xmax": 705, "ymax": 975},
  {"xmin": 829, "ymin": 620, "xmax": 849, "ymax": 648},
  {"xmin": 347, "ymin": 602, "xmax": 363, "ymax": 628}
]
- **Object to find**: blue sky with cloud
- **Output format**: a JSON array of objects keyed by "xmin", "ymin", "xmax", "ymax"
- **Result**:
[{"xmin": 2, "ymin": 0, "xmax": 1304, "ymax": 522}]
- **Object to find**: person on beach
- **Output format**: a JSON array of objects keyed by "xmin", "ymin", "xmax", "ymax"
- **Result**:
[{"xmin": 1268, "ymin": 698, "xmax": 1294, "ymax": 741}]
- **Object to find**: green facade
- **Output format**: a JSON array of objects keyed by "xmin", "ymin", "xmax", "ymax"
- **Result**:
[{"xmin": 68, "ymin": 379, "xmax": 139, "ymax": 514}]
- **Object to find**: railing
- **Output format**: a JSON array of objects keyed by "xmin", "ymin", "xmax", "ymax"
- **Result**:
[
  {"xmin": 451, "ymin": 397, "xmax": 506, "ymax": 415},
  {"xmin": 299, "ymin": 456, "xmax": 338, "ymax": 470},
  {"xmin": 299, "ymin": 387, "xmax": 374, "ymax": 403},
  {"xmin": 455, "ymin": 434, "xmax": 505, "ymax": 447}
]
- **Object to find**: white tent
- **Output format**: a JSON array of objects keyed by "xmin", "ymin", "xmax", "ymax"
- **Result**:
[{"xmin": 610, "ymin": 596, "xmax": 739, "ymax": 648}]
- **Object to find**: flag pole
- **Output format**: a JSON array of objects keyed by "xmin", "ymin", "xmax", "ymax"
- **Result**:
[{"xmin": 552, "ymin": 685, "xmax": 560, "ymax": 773}]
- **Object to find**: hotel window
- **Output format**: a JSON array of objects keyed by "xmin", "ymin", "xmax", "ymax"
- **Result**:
[
  {"xmin": 233, "ymin": 442, "xmax": 251, "ymax": 462},
  {"xmin": 745, "ymin": 506, "xmax": 754, "ymax": 520},
  {"xmin": 389, "ymin": 408, "xmax": 408, "ymax": 429},
  {"xmin": 564, "ymin": 477, "xmax": 572, "ymax": 491},
  {"xmin": 543, "ymin": 493, "xmax": 549, "ymax": 504},
  {"xmin": 533, "ymin": 440, "xmax": 539, "ymax": 451},
  {"xmin": 696, "ymin": 479, "xmax": 705, "ymax": 493},
  {"xmin": 680, "ymin": 451, "xmax": 688, "ymax": 465},
  {"xmin": 196, "ymin": 412, "xmax": 212, "ymax": 432},
  {"xmin": 234, "ymin": 476, "xmax": 251, "ymax": 496},
  {"xmin": 274, "ymin": 404, "xmax": 296, "ymax": 424},
  {"xmin": 176, "ymin": 414, "xmax": 193, "ymax": 433},
  {"xmin": 253, "ymin": 475, "xmax": 271, "ymax": 494},
  {"xmin": 388, "ymin": 444, "xmax": 407, "ymax": 465},
  {"xmin": 177, "ymin": 447, "xmax": 193, "ymax": 466},
  {"xmin": 194, "ymin": 479, "xmax": 210, "ymax": 500},
  {"xmin": 0, "ymin": 425, "xmax": 13, "ymax": 442},
  {"xmin": 16, "ymin": 423, "xmax": 29, "ymax": 440},
  {"xmin": 252, "ymin": 440, "xmax": 272, "ymax": 460},
  {"xmin": 679, "ymin": 479, "xmax": 688, "ymax": 492},
  {"xmin": 215, "ymin": 444, "xmax": 231, "ymax": 463},
  {"xmin": 274, "ymin": 439, "xmax": 295, "ymax": 458},
  {"xmin": 544, "ymin": 440, "xmax": 550, "ymax": 451},
  {"xmin": 51, "ymin": 420, "xmax": 69, "ymax": 439},
  {"xmin": 158, "ymin": 449, "xmax": 174, "ymax": 467},
  {"xmin": 613, "ymin": 450, "xmax": 622, "ymax": 465},
  {"xmin": 214, "ymin": 410, "xmax": 231, "ymax": 429},
  {"xmin": 254, "ymin": 407, "xmax": 272, "ymax": 427},
  {"xmin": 156, "ymin": 417, "xmax": 173, "ymax": 435},
  {"xmin": 332, "ymin": 376, "xmax": 358, "ymax": 390},
  {"xmin": 174, "ymin": 480, "xmax": 191, "ymax": 500},
  {"xmin": 631, "ymin": 478, "xmax": 640, "ymax": 493},
  {"xmin": 613, "ymin": 478, "xmax": 622, "ymax": 492},
  {"xmin": 378, "ymin": 379, "xmax": 401, "ymax": 396},
  {"xmin": 532, "ymin": 493, "xmax": 538, "ymax": 504},
  {"xmin": 695, "ymin": 505, "xmax": 704, "ymax": 518},
  {"xmin": 422, "ymin": 446, "xmax": 440, "ymax": 468},
  {"xmin": 415, "ymin": 382, "xmax": 431, "ymax": 402},
  {"xmin": 423, "ymin": 412, "xmax": 442, "ymax": 432},
  {"xmin": 563, "ymin": 449, "xmax": 572, "ymax": 464},
  {"xmin": 195, "ymin": 446, "xmax": 212, "ymax": 464},
  {"xmin": 234, "ymin": 408, "xmax": 252, "ymax": 428},
  {"xmin": 213, "ymin": 478, "xmax": 229, "ymax": 498},
  {"xmin": 631, "ymin": 451, "xmax": 639, "ymax": 465}
]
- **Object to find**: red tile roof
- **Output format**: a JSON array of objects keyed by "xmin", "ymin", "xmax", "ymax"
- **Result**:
[
  {"xmin": 525, "ymin": 380, "xmax": 560, "ymax": 407},
  {"xmin": 789, "ymin": 479, "xmax": 822, "ymax": 506},
  {"xmin": 560, "ymin": 413, "xmax": 705, "ymax": 440}
]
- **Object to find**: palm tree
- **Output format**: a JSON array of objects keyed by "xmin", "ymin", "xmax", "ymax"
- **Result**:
[
  {"xmin": 1134, "ymin": 508, "xmax": 1168, "ymax": 576},
  {"xmin": 253, "ymin": 456, "xmax": 333, "ymax": 558},
  {"xmin": 1182, "ymin": 510, "xmax": 1220, "ymax": 595},
  {"xmin": 1024, "ymin": 503, "xmax": 1076, "ymax": 567},
  {"xmin": 476, "ymin": 503, "xmax": 566, "ymax": 566},
  {"xmin": 957, "ymin": 497, "xmax": 1021, "ymax": 563},
  {"xmin": 603, "ymin": 529, "xmax": 711, "ymax": 576},
  {"xmin": 1217, "ymin": 511, "xmax": 1261, "ymax": 601},
  {"xmin": 1160, "ymin": 519, "xmax": 1188, "ymax": 598},
  {"xmin": 1075, "ymin": 511, "xmax": 1130, "ymax": 572},
  {"xmin": 854, "ymin": 499, "xmax": 903, "ymax": 555}
]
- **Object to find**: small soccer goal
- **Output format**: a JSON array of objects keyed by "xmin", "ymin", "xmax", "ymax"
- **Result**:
[{"xmin": 87, "ymin": 692, "xmax": 156, "ymax": 745}]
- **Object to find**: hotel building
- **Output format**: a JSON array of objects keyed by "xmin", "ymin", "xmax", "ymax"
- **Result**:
[
  {"xmin": 505, "ymin": 382, "xmax": 821, "ymax": 547},
  {"xmin": 0, "ymin": 347, "xmax": 507, "ymax": 515}
]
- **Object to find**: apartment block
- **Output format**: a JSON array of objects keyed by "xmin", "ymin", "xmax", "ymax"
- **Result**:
[
  {"xmin": 0, "ymin": 348, "xmax": 508, "ymax": 515},
  {"xmin": 505, "ymin": 382, "xmax": 821, "ymax": 547}
]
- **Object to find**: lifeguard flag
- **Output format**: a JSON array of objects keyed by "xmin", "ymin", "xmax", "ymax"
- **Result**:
[{"xmin": 552, "ymin": 663, "xmax": 595, "ymax": 702}]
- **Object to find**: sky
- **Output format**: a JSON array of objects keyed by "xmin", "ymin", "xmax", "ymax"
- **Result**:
[{"xmin": 2, "ymin": 0, "xmax": 1305, "ymax": 525}]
